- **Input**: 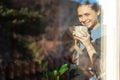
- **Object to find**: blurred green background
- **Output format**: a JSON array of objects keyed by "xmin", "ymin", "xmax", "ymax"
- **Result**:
[
  {"xmin": 0, "ymin": 0, "xmax": 78, "ymax": 62},
  {"xmin": 0, "ymin": 0, "xmax": 79, "ymax": 80}
]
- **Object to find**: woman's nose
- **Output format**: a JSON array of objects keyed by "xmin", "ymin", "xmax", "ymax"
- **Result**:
[{"xmin": 81, "ymin": 16, "xmax": 87, "ymax": 22}]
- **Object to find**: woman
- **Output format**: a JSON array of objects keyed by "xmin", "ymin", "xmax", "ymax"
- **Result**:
[{"xmin": 62, "ymin": 0, "xmax": 104, "ymax": 80}]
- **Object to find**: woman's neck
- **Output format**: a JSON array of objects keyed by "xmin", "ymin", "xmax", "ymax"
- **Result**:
[{"xmin": 93, "ymin": 22, "xmax": 100, "ymax": 30}]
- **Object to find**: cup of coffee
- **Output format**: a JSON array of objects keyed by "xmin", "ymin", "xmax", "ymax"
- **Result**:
[{"xmin": 74, "ymin": 26, "xmax": 88, "ymax": 37}]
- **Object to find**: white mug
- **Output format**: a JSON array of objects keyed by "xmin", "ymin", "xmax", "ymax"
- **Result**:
[{"xmin": 74, "ymin": 26, "xmax": 88, "ymax": 37}]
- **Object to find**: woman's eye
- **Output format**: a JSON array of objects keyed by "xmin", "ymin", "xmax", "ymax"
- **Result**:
[
  {"xmin": 85, "ymin": 13, "xmax": 90, "ymax": 16},
  {"xmin": 78, "ymin": 15, "xmax": 82, "ymax": 18}
]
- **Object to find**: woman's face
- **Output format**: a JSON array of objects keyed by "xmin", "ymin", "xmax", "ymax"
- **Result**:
[{"xmin": 77, "ymin": 5, "xmax": 100, "ymax": 29}]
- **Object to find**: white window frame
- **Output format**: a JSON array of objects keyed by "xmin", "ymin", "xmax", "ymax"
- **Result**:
[{"xmin": 99, "ymin": 0, "xmax": 120, "ymax": 80}]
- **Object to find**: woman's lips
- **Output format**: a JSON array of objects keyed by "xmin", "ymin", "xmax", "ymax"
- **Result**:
[{"xmin": 83, "ymin": 20, "xmax": 90, "ymax": 26}]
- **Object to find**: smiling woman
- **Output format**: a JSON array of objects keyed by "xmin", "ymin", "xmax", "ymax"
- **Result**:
[
  {"xmin": 77, "ymin": 4, "xmax": 100, "ymax": 29},
  {"xmin": 61, "ymin": 0, "xmax": 105, "ymax": 80}
]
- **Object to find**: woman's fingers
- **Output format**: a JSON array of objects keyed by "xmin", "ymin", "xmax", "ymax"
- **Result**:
[{"xmin": 80, "ymin": 29, "xmax": 89, "ymax": 37}]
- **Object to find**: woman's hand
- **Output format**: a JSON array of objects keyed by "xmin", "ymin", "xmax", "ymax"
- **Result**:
[
  {"xmin": 73, "ymin": 29, "xmax": 91, "ymax": 47},
  {"xmin": 73, "ymin": 30, "xmax": 96, "ymax": 63}
]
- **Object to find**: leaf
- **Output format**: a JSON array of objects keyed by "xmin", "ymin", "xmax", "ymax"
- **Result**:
[
  {"xmin": 59, "ymin": 64, "xmax": 68, "ymax": 76},
  {"xmin": 41, "ymin": 61, "xmax": 48, "ymax": 72}
]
